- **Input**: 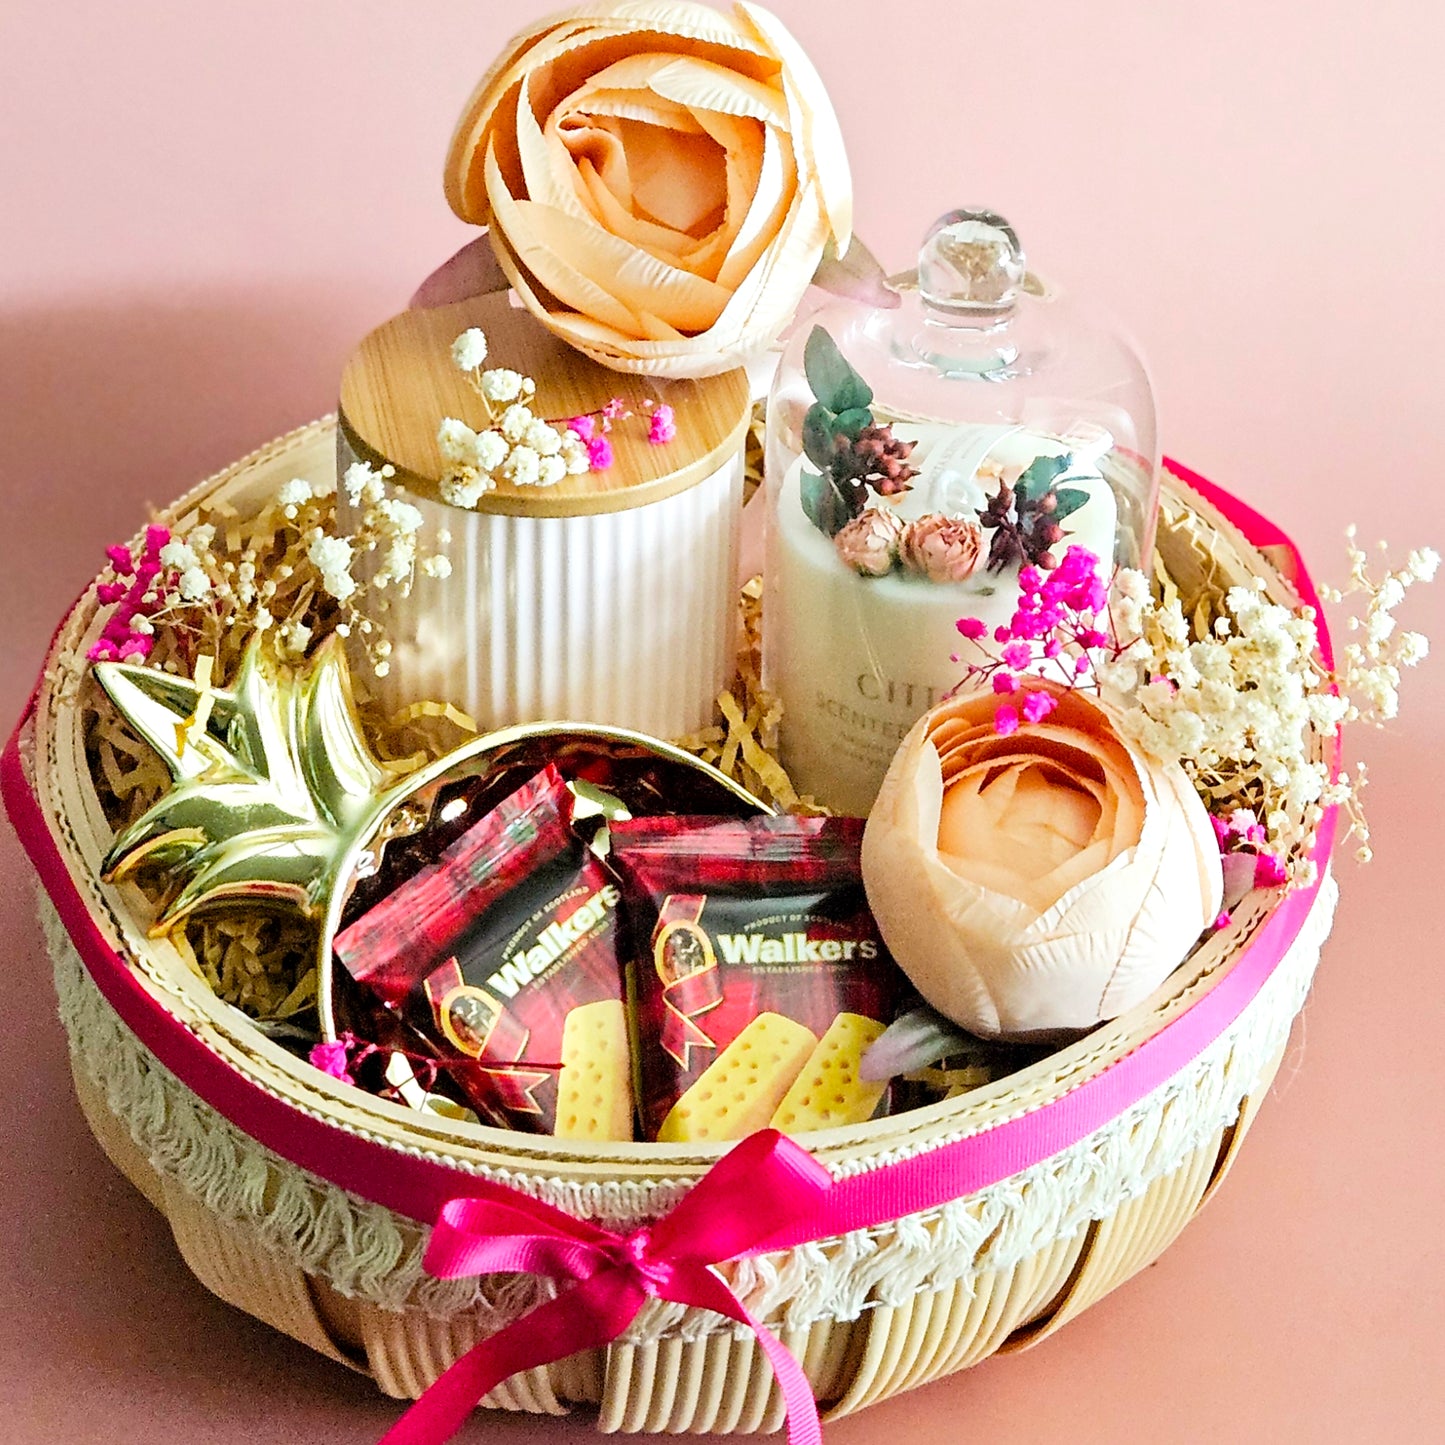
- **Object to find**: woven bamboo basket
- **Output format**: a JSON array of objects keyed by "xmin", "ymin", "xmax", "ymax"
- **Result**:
[{"xmin": 8, "ymin": 418, "xmax": 1338, "ymax": 1434}]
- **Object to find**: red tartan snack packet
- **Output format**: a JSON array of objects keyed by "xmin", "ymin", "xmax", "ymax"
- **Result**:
[
  {"xmin": 606, "ymin": 815, "xmax": 901, "ymax": 1142},
  {"xmin": 333, "ymin": 765, "xmax": 635, "ymax": 1140}
]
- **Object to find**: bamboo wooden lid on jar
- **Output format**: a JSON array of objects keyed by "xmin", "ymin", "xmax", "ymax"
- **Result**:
[
  {"xmin": 338, "ymin": 291, "xmax": 751, "ymax": 518},
  {"xmin": 334, "ymin": 290, "xmax": 754, "ymax": 741}
]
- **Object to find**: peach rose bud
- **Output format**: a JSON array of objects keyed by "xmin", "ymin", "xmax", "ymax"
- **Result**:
[
  {"xmin": 861, "ymin": 683, "xmax": 1223, "ymax": 1039},
  {"xmin": 834, "ymin": 506, "xmax": 903, "ymax": 576},
  {"xmin": 444, "ymin": 1, "xmax": 853, "ymax": 378},
  {"xmin": 898, "ymin": 514, "xmax": 983, "ymax": 584}
]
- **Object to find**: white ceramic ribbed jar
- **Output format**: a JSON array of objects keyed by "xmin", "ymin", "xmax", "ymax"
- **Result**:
[{"xmin": 338, "ymin": 294, "xmax": 751, "ymax": 740}]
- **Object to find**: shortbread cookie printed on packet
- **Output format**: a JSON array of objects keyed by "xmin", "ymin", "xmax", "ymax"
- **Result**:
[
  {"xmin": 555, "ymin": 999, "xmax": 633, "ymax": 1142},
  {"xmin": 770, "ymin": 1012, "xmax": 888, "ymax": 1133},
  {"xmin": 658, "ymin": 1012, "xmax": 818, "ymax": 1143}
]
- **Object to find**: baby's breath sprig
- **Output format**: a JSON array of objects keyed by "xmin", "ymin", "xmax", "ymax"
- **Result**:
[
  {"xmin": 952, "ymin": 533, "xmax": 1435, "ymax": 890},
  {"xmin": 439, "ymin": 326, "xmax": 587, "ymax": 506},
  {"xmin": 439, "ymin": 328, "xmax": 681, "ymax": 507},
  {"xmin": 1106, "ymin": 537, "xmax": 1434, "ymax": 879},
  {"xmin": 86, "ymin": 462, "xmax": 453, "ymax": 685},
  {"xmin": 1313, "ymin": 533, "xmax": 1437, "ymax": 861}
]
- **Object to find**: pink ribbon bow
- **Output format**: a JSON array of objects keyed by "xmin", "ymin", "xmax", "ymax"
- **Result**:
[{"xmin": 380, "ymin": 1128, "xmax": 835, "ymax": 1445}]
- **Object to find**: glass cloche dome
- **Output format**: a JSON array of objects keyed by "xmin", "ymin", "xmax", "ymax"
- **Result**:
[{"xmin": 762, "ymin": 208, "xmax": 1160, "ymax": 816}]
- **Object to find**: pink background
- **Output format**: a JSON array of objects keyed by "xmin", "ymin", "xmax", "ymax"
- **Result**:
[{"xmin": 2, "ymin": 1, "xmax": 1443, "ymax": 1441}]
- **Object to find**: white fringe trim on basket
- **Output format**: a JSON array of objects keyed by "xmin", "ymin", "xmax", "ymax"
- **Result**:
[{"xmin": 45, "ymin": 873, "xmax": 1336, "ymax": 1338}]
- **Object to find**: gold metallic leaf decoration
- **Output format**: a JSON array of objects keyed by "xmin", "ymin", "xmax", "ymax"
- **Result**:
[{"xmin": 94, "ymin": 637, "xmax": 403, "ymax": 934}]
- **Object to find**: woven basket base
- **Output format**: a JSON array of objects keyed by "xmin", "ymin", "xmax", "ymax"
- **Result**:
[{"xmin": 67, "ymin": 1039, "xmax": 1286, "ymax": 1429}]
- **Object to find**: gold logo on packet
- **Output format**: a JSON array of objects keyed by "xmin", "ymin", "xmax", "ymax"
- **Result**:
[
  {"xmin": 435, "ymin": 984, "xmax": 504, "ymax": 1058},
  {"xmin": 653, "ymin": 918, "xmax": 716, "ymax": 985},
  {"xmin": 651, "ymin": 896, "xmax": 723, "ymax": 1068}
]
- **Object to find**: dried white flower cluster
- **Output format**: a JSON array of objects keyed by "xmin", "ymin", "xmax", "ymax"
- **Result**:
[
  {"xmin": 1324, "ymin": 532, "xmax": 1437, "ymax": 723},
  {"xmin": 138, "ymin": 477, "xmax": 342, "ymax": 660},
  {"xmin": 143, "ymin": 464, "xmax": 451, "ymax": 677},
  {"xmin": 438, "ymin": 327, "xmax": 588, "ymax": 507},
  {"xmin": 1103, "ymin": 538, "xmax": 1436, "ymax": 875}
]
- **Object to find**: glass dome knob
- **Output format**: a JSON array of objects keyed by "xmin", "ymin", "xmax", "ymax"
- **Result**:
[{"xmin": 918, "ymin": 209, "xmax": 1026, "ymax": 321}]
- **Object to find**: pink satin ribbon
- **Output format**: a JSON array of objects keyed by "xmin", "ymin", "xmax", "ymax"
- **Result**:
[
  {"xmin": 0, "ymin": 462, "xmax": 1339, "ymax": 1445},
  {"xmin": 381, "ymin": 1128, "xmax": 833, "ymax": 1445}
]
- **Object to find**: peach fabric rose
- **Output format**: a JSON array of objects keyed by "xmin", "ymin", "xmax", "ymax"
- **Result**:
[
  {"xmin": 861, "ymin": 684, "xmax": 1223, "ymax": 1039},
  {"xmin": 444, "ymin": 1, "xmax": 852, "ymax": 377}
]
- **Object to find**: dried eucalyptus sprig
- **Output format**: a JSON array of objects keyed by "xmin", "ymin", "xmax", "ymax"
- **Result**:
[{"xmin": 798, "ymin": 325, "xmax": 917, "ymax": 536}]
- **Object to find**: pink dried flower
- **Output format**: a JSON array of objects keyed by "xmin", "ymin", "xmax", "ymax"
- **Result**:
[
  {"xmin": 1253, "ymin": 852, "xmax": 1289, "ymax": 888},
  {"xmin": 992, "ymin": 671, "xmax": 1017, "ymax": 694},
  {"xmin": 586, "ymin": 435, "xmax": 614, "ymax": 470},
  {"xmin": 951, "ymin": 545, "xmax": 1137, "ymax": 719},
  {"xmin": 1225, "ymin": 808, "xmax": 1262, "ymax": 843},
  {"xmin": 602, "ymin": 397, "xmax": 627, "ymax": 423},
  {"xmin": 899, "ymin": 514, "xmax": 983, "ymax": 584},
  {"xmin": 90, "ymin": 530, "xmax": 186, "ymax": 670},
  {"xmin": 834, "ymin": 505, "xmax": 903, "ymax": 576},
  {"xmin": 1021, "ymin": 689, "xmax": 1057, "ymax": 724},
  {"xmin": 1214, "ymin": 910, "xmax": 1232, "ymax": 930},
  {"xmin": 993, "ymin": 704, "xmax": 1020, "ymax": 735},
  {"xmin": 566, "ymin": 415, "xmax": 595, "ymax": 441},
  {"xmin": 308, "ymin": 1039, "xmax": 353, "ymax": 1081},
  {"xmin": 647, "ymin": 403, "xmax": 676, "ymax": 445}
]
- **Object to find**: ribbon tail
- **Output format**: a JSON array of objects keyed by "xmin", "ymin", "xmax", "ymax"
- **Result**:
[
  {"xmin": 674, "ymin": 1266, "xmax": 821, "ymax": 1445},
  {"xmin": 378, "ymin": 1272, "xmax": 644, "ymax": 1445}
]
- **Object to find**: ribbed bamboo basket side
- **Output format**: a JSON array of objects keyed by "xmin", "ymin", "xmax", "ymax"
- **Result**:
[
  {"xmin": 1196, "ymin": 1038, "xmax": 1290, "ymax": 1212},
  {"xmin": 1000, "ymin": 1038, "xmax": 1288, "ymax": 1355},
  {"xmin": 161, "ymin": 1179, "xmax": 360, "ymax": 1369},
  {"xmin": 61, "ymin": 1043, "xmax": 1285, "ymax": 1431},
  {"xmin": 68, "ymin": 1054, "xmax": 168, "ymax": 1214}
]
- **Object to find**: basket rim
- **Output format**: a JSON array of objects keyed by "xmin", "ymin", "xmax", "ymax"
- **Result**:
[{"xmin": 3, "ymin": 418, "xmax": 1339, "ymax": 1222}]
